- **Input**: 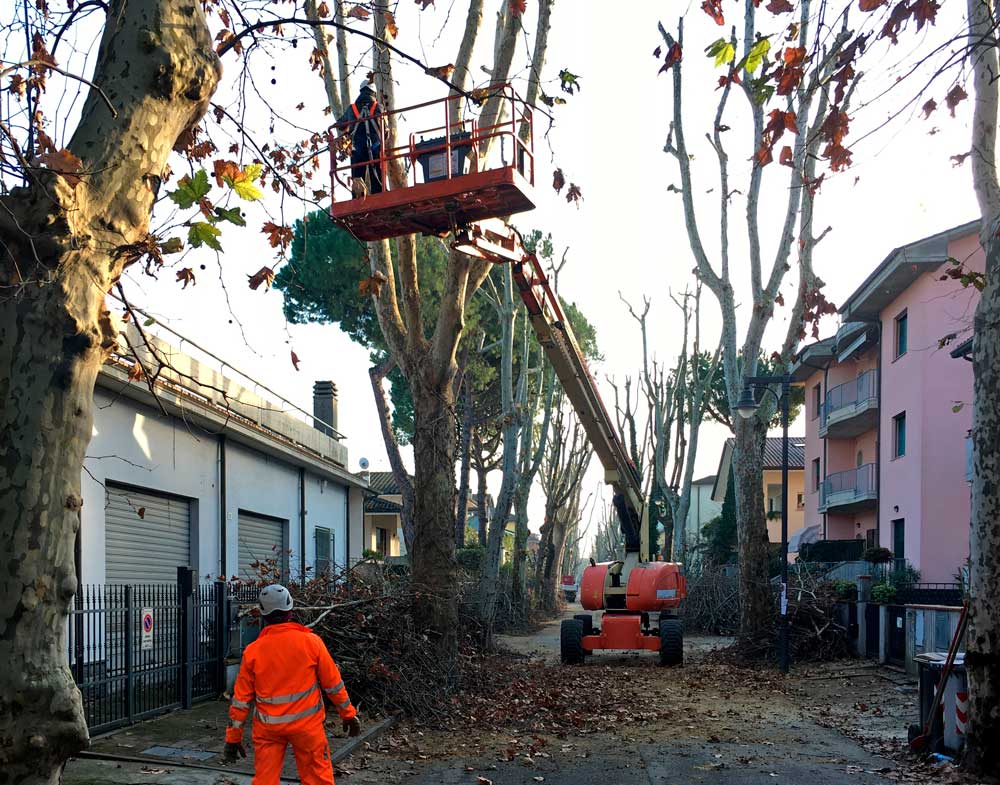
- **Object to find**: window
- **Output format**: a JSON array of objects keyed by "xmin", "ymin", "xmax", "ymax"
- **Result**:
[
  {"xmin": 767, "ymin": 484, "xmax": 782, "ymax": 513},
  {"xmin": 812, "ymin": 383, "xmax": 821, "ymax": 420},
  {"xmin": 894, "ymin": 310, "xmax": 908, "ymax": 358},
  {"xmin": 866, "ymin": 528, "xmax": 877, "ymax": 549},
  {"xmin": 314, "ymin": 526, "xmax": 332, "ymax": 577},
  {"xmin": 812, "ymin": 458, "xmax": 821, "ymax": 492},
  {"xmin": 796, "ymin": 492, "xmax": 805, "ymax": 510},
  {"xmin": 893, "ymin": 412, "xmax": 907, "ymax": 458}
]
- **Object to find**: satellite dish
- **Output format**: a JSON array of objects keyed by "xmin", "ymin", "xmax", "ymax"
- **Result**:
[{"xmin": 359, "ymin": 457, "xmax": 370, "ymax": 470}]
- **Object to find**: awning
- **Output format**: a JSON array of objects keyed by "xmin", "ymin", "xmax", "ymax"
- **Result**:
[{"xmin": 788, "ymin": 524, "xmax": 821, "ymax": 553}]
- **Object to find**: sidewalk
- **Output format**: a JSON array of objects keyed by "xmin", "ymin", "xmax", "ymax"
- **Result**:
[{"xmin": 64, "ymin": 699, "xmax": 379, "ymax": 785}]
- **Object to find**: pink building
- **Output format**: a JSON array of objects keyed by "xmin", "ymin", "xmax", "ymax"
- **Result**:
[{"xmin": 791, "ymin": 221, "xmax": 981, "ymax": 583}]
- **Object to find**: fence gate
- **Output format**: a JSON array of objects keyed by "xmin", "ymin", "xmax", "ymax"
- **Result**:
[
  {"xmin": 865, "ymin": 604, "xmax": 880, "ymax": 659},
  {"xmin": 67, "ymin": 569, "xmax": 227, "ymax": 734},
  {"xmin": 887, "ymin": 605, "xmax": 907, "ymax": 666}
]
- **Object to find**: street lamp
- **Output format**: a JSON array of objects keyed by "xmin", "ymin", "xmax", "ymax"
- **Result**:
[{"xmin": 737, "ymin": 374, "xmax": 792, "ymax": 674}]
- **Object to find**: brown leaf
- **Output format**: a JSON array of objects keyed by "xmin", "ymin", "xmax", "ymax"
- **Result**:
[
  {"xmin": 291, "ymin": 350, "xmax": 301, "ymax": 371},
  {"xmin": 219, "ymin": 8, "xmax": 231, "ymax": 28},
  {"xmin": 261, "ymin": 221, "xmax": 294, "ymax": 250},
  {"xmin": 247, "ymin": 266, "xmax": 276, "ymax": 290},
  {"xmin": 176, "ymin": 268, "xmax": 196, "ymax": 288},
  {"xmin": 213, "ymin": 159, "xmax": 240, "ymax": 187},
  {"xmin": 136, "ymin": 506, "xmax": 146, "ymax": 520},
  {"xmin": 766, "ymin": 0, "xmax": 795, "ymax": 13},
  {"xmin": 509, "ymin": 0, "xmax": 527, "ymax": 16},
  {"xmin": 701, "ymin": 0, "xmax": 725, "ymax": 24},
  {"xmin": 552, "ymin": 168, "xmax": 565, "ymax": 194},
  {"xmin": 425, "ymin": 63, "xmax": 455, "ymax": 80},
  {"xmin": 921, "ymin": 98, "xmax": 937, "ymax": 119},
  {"xmin": 359, "ymin": 271, "xmax": 388, "ymax": 297},
  {"xmin": 383, "ymin": 11, "xmax": 399, "ymax": 38},
  {"xmin": 9, "ymin": 74, "xmax": 26, "ymax": 100},
  {"xmin": 951, "ymin": 152, "xmax": 970, "ymax": 167},
  {"xmin": 858, "ymin": 0, "xmax": 887, "ymax": 10},
  {"xmin": 477, "ymin": 779, "xmax": 493, "ymax": 785},
  {"xmin": 415, "ymin": 0, "xmax": 436, "ymax": 8},
  {"xmin": 945, "ymin": 84, "xmax": 967, "ymax": 117},
  {"xmin": 36, "ymin": 148, "xmax": 83, "ymax": 186},
  {"xmin": 346, "ymin": 5, "xmax": 370, "ymax": 20},
  {"xmin": 566, "ymin": 183, "xmax": 583, "ymax": 205},
  {"xmin": 128, "ymin": 361, "xmax": 144, "ymax": 382},
  {"xmin": 658, "ymin": 42, "xmax": 683, "ymax": 74},
  {"xmin": 779, "ymin": 145, "xmax": 793, "ymax": 166},
  {"xmin": 775, "ymin": 291, "xmax": 785, "ymax": 306},
  {"xmin": 317, "ymin": 1, "xmax": 330, "ymax": 17}
]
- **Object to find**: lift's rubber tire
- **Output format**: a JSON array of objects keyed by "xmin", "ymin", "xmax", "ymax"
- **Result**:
[
  {"xmin": 907, "ymin": 723, "xmax": 923, "ymax": 744},
  {"xmin": 573, "ymin": 614, "xmax": 593, "ymax": 636},
  {"xmin": 659, "ymin": 617, "xmax": 684, "ymax": 667},
  {"xmin": 565, "ymin": 592, "xmax": 577, "ymax": 603},
  {"xmin": 561, "ymin": 619, "xmax": 585, "ymax": 665}
]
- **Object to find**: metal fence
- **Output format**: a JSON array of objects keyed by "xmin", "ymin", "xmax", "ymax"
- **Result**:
[{"xmin": 67, "ymin": 569, "xmax": 227, "ymax": 734}]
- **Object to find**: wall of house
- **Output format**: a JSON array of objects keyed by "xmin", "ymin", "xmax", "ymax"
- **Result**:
[
  {"xmin": 82, "ymin": 387, "xmax": 353, "ymax": 586},
  {"xmin": 684, "ymin": 483, "xmax": 722, "ymax": 552},
  {"xmin": 763, "ymin": 469, "xmax": 805, "ymax": 543},
  {"xmin": 802, "ymin": 367, "xmax": 825, "ymax": 534},
  {"xmin": 878, "ymin": 234, "xmax": 981, "ymax": 582}
]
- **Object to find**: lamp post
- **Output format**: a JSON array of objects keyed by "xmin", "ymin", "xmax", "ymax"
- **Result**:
[{"xmin": 736, "ymin": 374, "xmax": 792, "ymax": 674}]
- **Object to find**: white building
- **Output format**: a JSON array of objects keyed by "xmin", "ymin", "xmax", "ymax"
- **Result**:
[
  {"xmin": 682, "ymin": 475, "xmax": 723, "ymax": 559},
  {"xmin": 79, "ymin": 326, "xmax": 367, "ymax": 588}
]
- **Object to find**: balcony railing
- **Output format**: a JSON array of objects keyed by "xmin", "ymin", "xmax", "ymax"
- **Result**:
[
  {"xmin": 821, "ymin": 370, "xmax": 877, "ymax": 429},
  {"xmin": 821, "ymin": 463, "xmax": 877, "ymax": 510}
]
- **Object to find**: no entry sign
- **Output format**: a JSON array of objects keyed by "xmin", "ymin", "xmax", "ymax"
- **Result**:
[{"xmin": 141, "ymin": 608, "xmax": 154, "ymax": 651}]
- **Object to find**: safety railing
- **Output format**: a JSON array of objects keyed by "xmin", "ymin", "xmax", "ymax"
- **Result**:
[
  {"xmin": 821, "ymin": 370, "xmax": 877, "ymax": 428},
  {"xmin": 821, "ymin": 463, "xmax": 877, "ymax": 510},
  {"xmin": 328, "ymin": 83, "xmax": 535, "ymax": 203}
]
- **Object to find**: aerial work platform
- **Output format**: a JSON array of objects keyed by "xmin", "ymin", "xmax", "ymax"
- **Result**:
[{"xmin": 328, "ymin": 84, "xmax": 535, "ymax": 242}]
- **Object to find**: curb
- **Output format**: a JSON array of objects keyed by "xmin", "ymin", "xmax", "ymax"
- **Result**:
[{"xmin": 73, "ymin": 714, "xmax": 400, "ymax": 782}]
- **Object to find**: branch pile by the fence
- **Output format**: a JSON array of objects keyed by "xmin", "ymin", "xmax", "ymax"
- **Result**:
[
  {"xmin": 681, "ymin": 568, "xmax": 740, "ymax": 635},
  {"xmin": 725, "ymin": 570, "xmax": 852, "ymax": 663},
  {"xmin": 232, "ymin": 561, "xmax": 487, "ymax": 720}
]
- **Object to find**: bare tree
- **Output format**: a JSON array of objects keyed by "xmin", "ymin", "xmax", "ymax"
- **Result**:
[
  {"xmin": 364, "ymin": 0, "xmax": 556, "ymax": 658},
  {"xmin": 535, "ymin": 401, "xmax": 593, "ymax": 612},
  {"xmin": 659, "ymin": 0, "xmax": 844, "ymax": 634}
]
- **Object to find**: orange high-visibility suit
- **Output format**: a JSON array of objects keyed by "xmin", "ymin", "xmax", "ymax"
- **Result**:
[{"xmin": 226, "ymin": 622, "xmax": 357, "ymax": 785}]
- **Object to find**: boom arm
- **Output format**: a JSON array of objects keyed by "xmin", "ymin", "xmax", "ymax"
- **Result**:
[{"xmin": 453, "ymin": 222, "xmax": 649, "ymax": 559}]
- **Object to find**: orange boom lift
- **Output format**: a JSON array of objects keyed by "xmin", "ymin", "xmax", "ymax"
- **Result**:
[{"xmin": 329, "ymin": 87, "xmax": 686, "ymax": 665}]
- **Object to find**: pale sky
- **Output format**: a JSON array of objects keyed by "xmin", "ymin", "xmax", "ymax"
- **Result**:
[{"xmin": 45, "ymin": 1, "xmax": 978, "ymax": 548}]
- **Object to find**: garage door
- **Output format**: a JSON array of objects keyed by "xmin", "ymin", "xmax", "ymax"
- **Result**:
[
  {"xmin": 237, "ymin": 513, "xmax": 288, "ymax": 580},
  {"xmin": 105, "ymin": 485, "xmax": 191, "ymax": 584}
]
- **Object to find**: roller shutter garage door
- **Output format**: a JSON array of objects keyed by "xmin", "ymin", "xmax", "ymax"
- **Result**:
[
  {"xmin": 237, "ymin": 513, "xmax": 288, "ymax": 580},
  {"xmin": 105, "ymin": 485, "xmax": 191, "ymax": 584}
]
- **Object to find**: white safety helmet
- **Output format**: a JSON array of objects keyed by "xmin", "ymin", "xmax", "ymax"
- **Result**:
[
  {"xmin": 359, "ymin": 79, "xmax": 376, "ymax": 93},
  {"xmin": 259, "ymin": 584, "xmax": 294, "ymax": 615}
]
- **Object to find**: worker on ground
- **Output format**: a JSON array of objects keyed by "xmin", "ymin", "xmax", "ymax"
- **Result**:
[
  {"xmin": 224, "ymin": 584, "xmax": 361, "ymax": 785},
  {"xmin": 336, "ymin": 80, "xmax": 383, "ymax": 195}
]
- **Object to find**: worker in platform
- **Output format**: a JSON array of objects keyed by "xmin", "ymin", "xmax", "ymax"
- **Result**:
[
  {"xmin": 337, "ymin": 80, "xmax": 384, "ymax": 195},
  {"xmin": 224, "ymin": 584, "xmax": 361, "ymax": 784}
]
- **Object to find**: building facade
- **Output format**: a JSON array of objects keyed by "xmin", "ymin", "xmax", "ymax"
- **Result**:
[
  {"xmin": 681, "ymin": 475, "xmax": 723, "ymax": 557},
  {"xmin": 361, "ymin": 471, "xmax": 408, "ymax": 558},
  {"xmin": 791, "ymin": 221, "xmax": 981, "ymax": 582},
  {"xmin": 80, "ymin": 326, "xmax": 367, "ymax": 587},
  {"xmin": 711, "ymin": 438, "xmax": 806, "ymax": 544}
]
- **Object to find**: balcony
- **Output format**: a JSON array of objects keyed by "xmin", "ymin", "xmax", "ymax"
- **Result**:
[
  {"xmin": 820, "ymin": 463, "xmax": 877, "ymax": 513},
  {"xmin": 820, "ymin": 370, "xmax": 878, "ymax": 438}
]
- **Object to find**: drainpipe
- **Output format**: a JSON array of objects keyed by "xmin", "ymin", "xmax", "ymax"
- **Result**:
[
  {"xmin": 218, "ymin": 434, "xmax": 227, "ymax": 578},
  {"xmin": 344, "ymin": 487, "xmax": 350, "ymax": 567},
  {"xmin": 299, "ymin": 468, "xmax": 307, "ymax": 585},
  {"xmin": 822, "ymin": 365, "xmax": 829, "ymax": 540}
]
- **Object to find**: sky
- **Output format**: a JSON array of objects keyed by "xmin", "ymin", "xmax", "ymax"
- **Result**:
[{"xmin": 38, "ymin": 0, "xmax": 980, "ymax": 551}]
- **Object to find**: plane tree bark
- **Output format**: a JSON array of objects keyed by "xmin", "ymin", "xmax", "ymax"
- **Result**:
[{"xmin": 0, "ymin": 2, "xmax": 221, "ymax": 780}]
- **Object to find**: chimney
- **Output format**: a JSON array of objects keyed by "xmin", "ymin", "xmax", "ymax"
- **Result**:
[{"xmin": 312, "ymin": 381, "xmax": 338, "ymax": 437}]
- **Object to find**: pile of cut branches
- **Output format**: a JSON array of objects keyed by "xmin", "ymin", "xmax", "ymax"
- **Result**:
[
  {"xmin": 681, "ymin": 567, "xmax": 740, "ymax": 635},
  {"xmin": 232, "ymin": 560, "xmax": 486, "ymax": 719},
  {"xmin": 721, "ymin": 571, "xmax": 853, "ymax": 664}
]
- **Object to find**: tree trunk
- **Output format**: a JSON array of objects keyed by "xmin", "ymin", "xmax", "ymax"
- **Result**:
[
  {"xmin": 510, "ymin": 484, "xmax": 531, "ymax": 615},
  {"xmin": 538, "ymin": 512, "xmax": 570, "ymax": 613},
  {"xmin": 455, "ymin": 378, "xmax": 474, "ymax": 548},
  {"xmin": 962, "ymin": 3, "xmax": 1000, "ymax": 769},
  {"xmin": 732, "ymin": 416, "xmax": 771, "ymax": 636},
  {"xmin": 0, "ymin": 2, "xmax": 219, "ymax": 780},
  {"xmin": 408, "ymin": 377, "xmax": 459, "ymax": 669},
  {"xmin": 475, "ymin": 461, "xmax": 489, "ymax": 546}
]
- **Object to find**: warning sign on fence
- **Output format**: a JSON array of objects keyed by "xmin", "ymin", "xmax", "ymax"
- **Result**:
[{"xmin": 141, "ymin": 608, "xmax": 154, "ymax": 651}]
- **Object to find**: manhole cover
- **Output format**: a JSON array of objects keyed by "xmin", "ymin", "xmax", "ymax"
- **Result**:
[{"xmin": 141, "ymin": 745, "xmax": 216, "ymax": 761}]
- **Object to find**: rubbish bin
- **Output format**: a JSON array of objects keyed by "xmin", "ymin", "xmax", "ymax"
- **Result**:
[
  {"xmin": 414, "ymin": 132, "xmax": 472, "ymax": 182},
  {"xmin": 911, "ymin": 652, "xmax": 968, "ymax": 755}
]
